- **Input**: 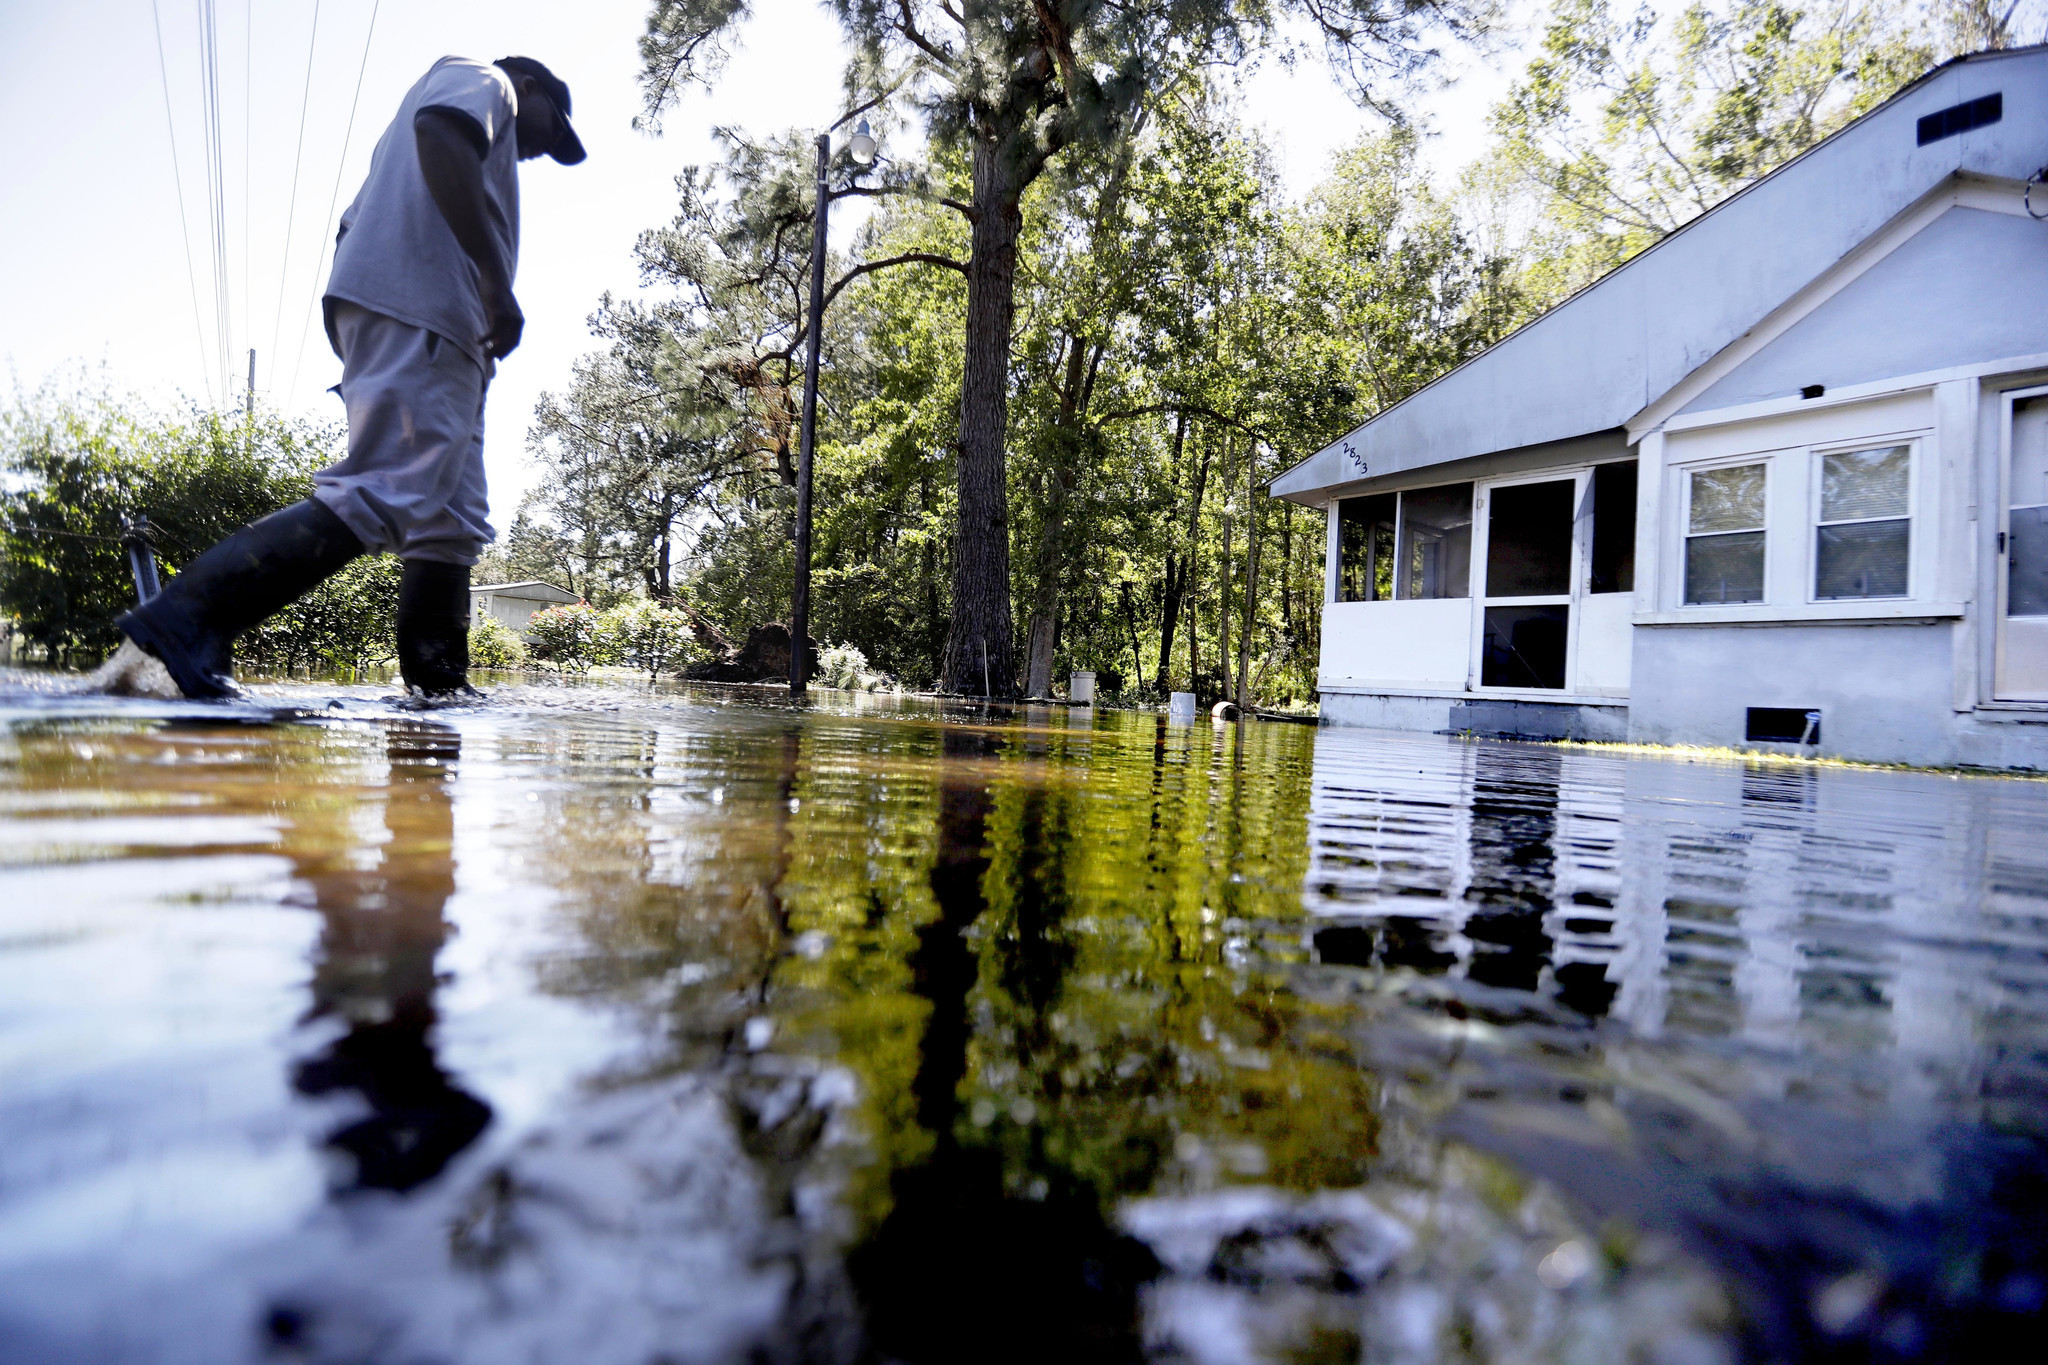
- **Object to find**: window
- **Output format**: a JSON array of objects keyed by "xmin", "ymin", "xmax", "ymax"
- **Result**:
[
  {"xmin": 1397, "ymin": 482, "xmax": 1473, "ymax": 600},
  {"xmin": 1814, "ymin": 446, "xmax": 1909, "ymax": 599},
  {"xmin": 1336, "ymin": 493, "xmax": 1396, "ymax": 601},
  {"xmin": 1589, "ymin": 461, "xmax": 1637, "ymax": 593},
  {"xmin": 1685, "ymin": 463, "xmax": 1766, "ymax": 604},
  {"xmin": 1334, "ymin": 483, "xmax": 1472, "ymax": 602}
]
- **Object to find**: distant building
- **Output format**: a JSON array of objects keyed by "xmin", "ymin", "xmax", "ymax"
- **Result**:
[
  {"xmin": 1272, "ymin": 46, "xmax": 2048, "ymax": 768},
  {"xmin": 469, "ymin": 581, "xmax": 579, "ymax": 640}
]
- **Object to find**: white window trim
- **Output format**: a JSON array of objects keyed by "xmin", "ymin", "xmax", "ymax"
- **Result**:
[
  {"xmin": 1677, "ymin": 456, "xmax": 1772, "ymax": 609},
  {"xmin": 1806, "ymin": 437, "xmax": 1917, "ymax": 604}
]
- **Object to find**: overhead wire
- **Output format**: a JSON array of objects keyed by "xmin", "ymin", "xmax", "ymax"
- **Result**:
[
  {"xmin": 197, "ymin": 0, "xmax": 232, "ymax": 401},
  {"xmin": 150, "ymin": 0, "xmax": 214, "ymax": 406},
  {"xmin": 268, "ymin": 0, "xmax": 322, "ymax": 394},
  {"xmin": 287, "ymin": 0, "xmax": 380, "ymax": 410},
  {"xmin": 242, "ymin": 0, "xmax": 252, "ymax": 408}
]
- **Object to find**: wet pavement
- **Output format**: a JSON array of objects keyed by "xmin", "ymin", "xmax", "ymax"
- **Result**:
[{"xmin": 0, "ymin": 676, "xmax": 2044, "ymax": 1363}]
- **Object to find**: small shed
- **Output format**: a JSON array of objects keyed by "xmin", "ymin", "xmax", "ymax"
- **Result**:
[
  {"xmin": 1272, "ymin": 46, "xmax": 2048, "ymax": 768},
  {"xmin": 469, "ymin": 581, "xmax": 579, "ymax": 640}
]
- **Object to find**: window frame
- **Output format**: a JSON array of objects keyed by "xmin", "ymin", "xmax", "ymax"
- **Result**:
[
  {"xmin": 1679, "ymin": 456, "xmax": 1772, "ymax": 607},
  {"xmin": 1806, "ymin": 438, "xmax": 1916, "ymax": 604}
]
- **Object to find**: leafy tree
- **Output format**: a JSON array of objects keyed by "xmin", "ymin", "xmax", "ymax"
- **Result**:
[
  {"xmin": 1489, "ymin": 0, "xmax": 1937, "ymax": 297},
  {"xmin": 636, "ymin": 0, "xmax": 1486, "ymax": 694}
]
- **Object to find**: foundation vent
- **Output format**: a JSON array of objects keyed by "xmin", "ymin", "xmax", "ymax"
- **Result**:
[{"xmin": 1747, "ymin": 707, "xmax": 1821, "ymax": 745}]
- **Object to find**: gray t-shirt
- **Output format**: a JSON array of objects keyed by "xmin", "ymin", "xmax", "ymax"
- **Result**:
[{"xmin": 324, "ymin": 56, "xmax": 520, "ymax": 369}]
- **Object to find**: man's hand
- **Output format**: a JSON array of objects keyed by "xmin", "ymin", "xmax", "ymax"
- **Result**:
[
  {"xmin": 416, "ymin": 107, "xmax": 520, "ymax": 358},
  {"xmin": 483, "ymin": 280, "xmax": 524, "ymax": 359}
]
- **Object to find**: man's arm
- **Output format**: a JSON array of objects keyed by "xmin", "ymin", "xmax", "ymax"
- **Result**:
[{"xmin": 415, "ymin": 107, "xmax": 522, "ymax": 358}]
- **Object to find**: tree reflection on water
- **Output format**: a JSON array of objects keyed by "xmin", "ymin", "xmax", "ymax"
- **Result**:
[{"xmin": 11, "ymin": 688, "xmax": 2046, "ymax": 1361}]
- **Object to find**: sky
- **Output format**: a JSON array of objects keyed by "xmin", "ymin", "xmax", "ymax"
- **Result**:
[{"xmin": 0, "ymin": 0, "xmax": 1526, "ymax": 519}]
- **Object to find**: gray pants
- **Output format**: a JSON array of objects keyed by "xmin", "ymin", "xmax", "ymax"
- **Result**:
[{"xmin": 314, "ymin": 302, "xmax": 493, "ymax": 565}]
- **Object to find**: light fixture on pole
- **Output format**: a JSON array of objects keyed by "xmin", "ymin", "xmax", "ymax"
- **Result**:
[{"xmin": 790, "ymin": 118, "xmax": 876, "ymax": 697}]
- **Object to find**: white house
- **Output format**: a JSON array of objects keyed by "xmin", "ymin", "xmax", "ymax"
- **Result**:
[
  {"xmin": 469, "ymin": 581, "xmax": 579, "ymax": 640},
  {"xmin": 1272, "ymin": 46, "xmax": 2048, "ymax": 768}
]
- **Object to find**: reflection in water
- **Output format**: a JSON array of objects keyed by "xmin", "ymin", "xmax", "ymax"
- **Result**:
[
  {"xmin": 850, "ymin": 727, "xmax": 1159, "ymax": 1365},
  {"xmin": 288, "ymin": 721, "xmax": 489, "ymax": 1191},
  {"xmin": 5, "ymin": 686, "xmax": 2048, "ymax": 1362},
  {"xmin": 1302, "ymin": 732, "xmax": 2048, "ymax": 1361}
]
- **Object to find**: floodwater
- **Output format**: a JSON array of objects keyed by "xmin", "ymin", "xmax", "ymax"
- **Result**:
[{"xmin": 0, "ymin": 679, "xmax": 2044, "ymax": 1365}]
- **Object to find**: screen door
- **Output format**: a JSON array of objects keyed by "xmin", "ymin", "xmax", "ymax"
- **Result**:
[
  {"xmin": 1998, "ymin": 389, "xmax": 2048, "ymax": 699},
  {"xmin": 1476, "ymin": 477, "xmax": 1580, "ymax": 690}
]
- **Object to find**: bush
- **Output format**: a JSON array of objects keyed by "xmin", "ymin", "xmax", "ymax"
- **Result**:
[
  {"xmin": 0, "ymin": 383, "xmax": 341, "ymax": 667},
  {"xmin": 241, "ymin": 555, "xmax": 401, "ymax": 679},
  {"xmin": 817, "ymin": 641, "xmax": 894, "ymax": 692},
  {"xmin": 595, "ymin": 600, "xmax": 700, "ymax": 681},
  {"xmin": 526, "ymin": 602, "xmax": 605, "ymax": 671},
  {"xmin": 469, "ymin": 615, "xmax": 528, "ymax": 670}
]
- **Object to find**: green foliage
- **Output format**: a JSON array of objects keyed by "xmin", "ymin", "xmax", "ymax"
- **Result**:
[
  {"xmin": 526, "ymin": 602, "xmax": 607, "ymax": 672},
  {"xmin": 468, "ymin": 615, "xmax": 529, "ymax": 671},
  {"xmin": 597, "ymin": 599, "xmax": 703, "ymax": 681},
  {"xmin": 1489, "ymin": 0, "xmax": 1941, "ymax": 299},
  {"xmin": 817, "ymin": 641, "xmax": 894, "ymax": 692},
  {"xmin": 240, "ymin": 556, "xmax": 402, "ymax": 680},
  {"xmin": 0, "ymin": 383, "xmax": 399, "ymax": 674}
]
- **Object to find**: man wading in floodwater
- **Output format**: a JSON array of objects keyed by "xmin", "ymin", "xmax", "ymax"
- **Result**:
[{"xmin": 106, "ymin": 56, "xmax": 585, "ymax": 702}]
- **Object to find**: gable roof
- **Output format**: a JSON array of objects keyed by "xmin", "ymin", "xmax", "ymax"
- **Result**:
[
  {"xmin": 1271, "ymin": 45, "xmax": 2048, "ymax": 506},
  {"xmin": 471, "ymin": 581, "xmax": 580, "ymax": 603}
]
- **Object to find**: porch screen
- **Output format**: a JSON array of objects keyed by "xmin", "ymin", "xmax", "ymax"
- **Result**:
[
  {"xmin": 1337, "ymin": 494, "xmax": 1396, "ymax": 601},
  {"xmin": 1685, "ymin": 463, "xmax": 1766, "ymax": 604},
  {"xmin": 1397, "ymin": 483, "xmax": 1473, "ymax": 600}
]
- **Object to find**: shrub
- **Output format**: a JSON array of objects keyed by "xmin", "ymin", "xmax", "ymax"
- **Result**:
[
  {"xmin": 241, "ymin": 554, "xmax": 401, "ymax": 680},
  {"xmin": 468, "ymin": 616, "xmax": 528, "ymax": 671},
  {"xmin": 526, "ymin": 602, "xmax": 605, "ymax": 671},
  {"xmin": 817, "ymin": 641, "xmax": 894, "ymax": 692},
  {"xmin": 596, "ymin": 600, "xmax": 700, "ymax": 681}
]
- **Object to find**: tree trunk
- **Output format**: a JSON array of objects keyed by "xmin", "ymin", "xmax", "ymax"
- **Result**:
[
  {"xmin": 1237, "ymin": 451, "xmax": 1259, "ymax": 710},
  {"xmin": 1158, "ymin": 416, "xmax": 1211, "ymax": 689},
  {"xmin": 1218, "ymin": 506, "xmax": 1231, "ymax": 706},
  {"xmin": 1023, "ymin": 334, "xmax": 1090, "ymax": 697},
  {"xmin": 942, "ymin": 137, "xmax": 1023, "ymax": 697}
]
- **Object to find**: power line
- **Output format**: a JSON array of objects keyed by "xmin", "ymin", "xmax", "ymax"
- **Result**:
[
  {"xmin": 197, "ymin": 0, "xmax": 232, "ymax": 402},
  {"xmin": 268, "ymin": 0, "xmax": 322, "ymax": 394},
  {"xmin": 242, "ymin": 0, "xmax": 251, "ymax": 406},
  {"xmin": 150, "ymin": 0, "xmax": 214, "ymax": 406},
  {"xmin": 287, "ymin": 0, "xmax": 380, "ymax": 410}
]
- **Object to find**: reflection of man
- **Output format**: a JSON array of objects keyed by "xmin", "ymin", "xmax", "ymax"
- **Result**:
[
  {"xmin": 291, "ymin": 722, "xmax": 489, "ymax": 1190},
  {"xmin": 110, "ymin": 57, "xmax": 585, "ymax": 702}
]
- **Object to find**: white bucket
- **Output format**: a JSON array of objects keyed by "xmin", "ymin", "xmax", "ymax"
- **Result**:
[
  {"xmin": 1168, "ymin": 691, "xmax": 1197, "ymax": 722},
  {"xmin": 1068, "ymin": 671, "xmax": 1096, "ymax": 704}
]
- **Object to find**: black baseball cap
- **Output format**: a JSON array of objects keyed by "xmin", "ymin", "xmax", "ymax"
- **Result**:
[{"xmin": 495, "ymin": 56, "xmax": 586, "ymax": 164}]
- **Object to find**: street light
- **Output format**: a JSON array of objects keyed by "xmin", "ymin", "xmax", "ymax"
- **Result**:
[{"xmin": 790, "ymin": 117, "xmax": 877, "ymax": 697}]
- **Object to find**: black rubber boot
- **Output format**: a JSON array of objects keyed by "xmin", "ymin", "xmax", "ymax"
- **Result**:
[
  {"xmin": 396, "ymin": 559, "xmax": 476, "ymax": 699},
  {"xmin": 117, "ymin": 498, "xmax": 365, "ymax": 700}
]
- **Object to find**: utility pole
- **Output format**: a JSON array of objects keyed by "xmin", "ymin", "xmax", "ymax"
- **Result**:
[{"xmin": 790, "ymin": 133, "xmax": 829, "ymax": 698}]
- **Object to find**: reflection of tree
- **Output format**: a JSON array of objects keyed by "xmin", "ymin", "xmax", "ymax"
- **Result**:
[
  {"xmin": 288, "ymin": 721, "xmax": 490, "ymax": 1192},
  {"xmin": 850, "ymin": 727, "xmax": 1158, "ymax": 1365}
]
